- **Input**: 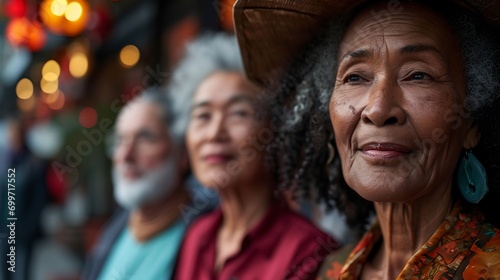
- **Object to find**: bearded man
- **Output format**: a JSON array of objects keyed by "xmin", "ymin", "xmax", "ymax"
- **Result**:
[{"xmin": 83, "ymin": 90, "xmax": 197, "ymax": 280}]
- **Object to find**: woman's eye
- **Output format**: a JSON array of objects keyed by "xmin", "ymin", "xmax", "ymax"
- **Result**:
[
  {"xmin": 231, "ymin": 110, "xmax": 250, "ymax": 117},
  {"xmin": 345, "ymin": 74, "xmax": 364, "ymax": 84},
  {"xmin": 193, "ymin": 112, "xmax": 210, "ymax": 121},
  {"xmin": 407, "ymin": 72, "xmax": 432, "ymax": 81}
]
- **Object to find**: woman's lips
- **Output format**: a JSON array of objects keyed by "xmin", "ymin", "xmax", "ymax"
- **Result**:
[
  {"xmin": 360, "ymin": 142, "xmax": 412, "ymax": 159},
  {"xmin": 203, "ymin": 154, "xmax": 235, "ymax": 164}
]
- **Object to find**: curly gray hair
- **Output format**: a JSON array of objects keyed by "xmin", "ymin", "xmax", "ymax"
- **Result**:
[{"xmin": 267, "ymin": 1, "xmax": 500, "ymax": 232}]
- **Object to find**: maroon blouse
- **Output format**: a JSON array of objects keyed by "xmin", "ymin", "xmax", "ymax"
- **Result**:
[{"xmin": 174, "ymin": 200, "xmax": 339, "ymax": 280}]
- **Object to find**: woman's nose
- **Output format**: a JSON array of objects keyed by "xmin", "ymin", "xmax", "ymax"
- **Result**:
[
  {"xmin": 361, "ymin": 80, "xmax": 406, "ymax": 126},
  {"xmin": 206, "ymin": 113, "xmax": 229, "ymax": 142}
]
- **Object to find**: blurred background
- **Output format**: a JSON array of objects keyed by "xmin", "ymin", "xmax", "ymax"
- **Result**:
[{"xmin": 0, "ymin": 0, "xmax": 237, "ymax": 278}]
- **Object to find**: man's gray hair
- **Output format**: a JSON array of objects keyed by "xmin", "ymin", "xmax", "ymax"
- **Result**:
[
  {"xmin": 123, "ymin": 88, "xmax": 180, "ymax": 142},
  {"xmin": 168, "ymin": 33, "xmax": 243, "ymax": 142}
]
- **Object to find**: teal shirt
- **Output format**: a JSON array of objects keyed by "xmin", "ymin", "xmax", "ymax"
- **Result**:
[{"xmin": 98, "ymin": 219, "xmax": 185, "ymax": 280}]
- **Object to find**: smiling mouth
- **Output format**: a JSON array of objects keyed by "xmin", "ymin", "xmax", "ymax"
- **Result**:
[
  {"xmin": 360, "ymin": 142, "xmax": 412, "ymax": 159},
  {"xmin": 203, "ymin": 154, "xmax": 235, "ymax": 164}
]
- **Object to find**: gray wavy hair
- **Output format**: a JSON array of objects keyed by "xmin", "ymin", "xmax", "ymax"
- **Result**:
[
  {"xmin": 168, "ymin": 33, "xmax": 244, "ymax": 142},
  {"xmin": 115, "ymin": 88, "xmax": 177, "ymax": 139}
]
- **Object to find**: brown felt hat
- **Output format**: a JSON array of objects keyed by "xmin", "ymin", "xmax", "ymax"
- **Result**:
[{"xmin": 233, "ymin": 0, "xmax": 500, "ymax": 87}]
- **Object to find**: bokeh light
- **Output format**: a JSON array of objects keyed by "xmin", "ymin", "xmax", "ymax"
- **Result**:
[
  {"xmin": 119, "ymin": 45, "xmax": 140, "ymax": 68},
  {"xmin": 50, "ymin": 0, "xmax": 67, "ymax": 16},
  {"xmin": 42, "ymin": 60, "xmax": 61, "ymax": 81},
  {"xmin": 42, "ymin": 90, "xmax": 59, "ymax": 104},
  {"xmin": 69, "ymin": 52, "xmax": 89, "ymax": 78},
  {"xmin": 65, "ymin": 2, "xmax": 83, "ymax": 22},
  {"xmin": 16, "ymin": 78, "xmax": 34, "ymax": 99},
  {"xmin": 17, "ymin": 96, "xmax": 37, "ymax": 112},
  {"xmin": 6, "ymin": 17, "xmax": 46, "ymax": 52},
  {"xmin": 79, "ymin": 107, "xmax": 98, "ymax": 128},
  {"xmin": 41, "ymin": 0, "xmax": 90, "ymax": 36},
  {"xmin": 47, "ymin": 91, "xmax": 65, "ymax": 110},
  {"xmin": 40, "ymin": 78, "xmax": 59, "ymax": 94}
]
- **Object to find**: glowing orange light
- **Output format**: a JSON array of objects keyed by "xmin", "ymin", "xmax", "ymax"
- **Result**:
[
  {"xmin": 65, "ymin": 2, "xmax": 82, "ymax": 22},
  {"xmin": 46, "ymin": 90, "xmax": 65, "ymax": 110},
  {"xmin": 6, "ymin": 17, "xmax": 46, "ymax": 51},
  {"xmin": 219, "ymin": 0, "xmax": 237, "ymax": 33},
  {"xmin": 42, "ymin": 90, "xmax": 59, "ymax": 104},
  {"xmin": 40, "ymin": 0, "xmax": 89, "ymax": 36},
  {"xmin": 119, "ymin": 45, "xmax": 140, "ymax": 68}
]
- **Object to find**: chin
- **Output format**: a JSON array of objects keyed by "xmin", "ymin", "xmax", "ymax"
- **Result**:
[
  {"xmin": 348, "ymin": 176, "xmax": 415, "ymax": 203},
  {"xmin": 194, "ymin": 166, "xmax": 230, "ymax": 189},
  {"xmin": 197, "ymin": 174, "xmax": 229, "ymax": 190}
]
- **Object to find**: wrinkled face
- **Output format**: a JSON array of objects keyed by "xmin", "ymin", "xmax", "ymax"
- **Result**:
[
  {"xmin": 187, "ymin": 71, "xmax": 264, "ymax": 189},
  {"xmin": 330, "ymin": 3, "xmax": 480, "ymax": 202},
  {"xmin": 113, "ymin": 100, "xmax": 181, "ymax": 209},
  {"xmin": 113, "ymin": 100, "xmax": 172, "ymax": 180}
]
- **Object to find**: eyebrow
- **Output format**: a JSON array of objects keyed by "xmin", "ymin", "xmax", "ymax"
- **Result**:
[
  {"xmin": 400, "ymin": 44, "xmax": 442, "ymax": 55},
  {"xmin": 190, "ymin": 94, "xmax": 254, "ymax": 111},
  {"xmin": 340, "ymin": 44, "xmax": 442, "ymax": 63},
  {"xmin": 340, "ymin": 49, "xmax": 370, "ymax": 62}
]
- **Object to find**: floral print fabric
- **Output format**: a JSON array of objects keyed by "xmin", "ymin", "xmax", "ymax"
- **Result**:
[{"xmin": 317, "ymin": 201, "xmax": 500, "ymax": 279}]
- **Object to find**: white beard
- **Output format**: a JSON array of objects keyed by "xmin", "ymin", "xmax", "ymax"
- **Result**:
[{"xmin": 112, "ymin": 156, "xmax": 178, "ymax": 210}]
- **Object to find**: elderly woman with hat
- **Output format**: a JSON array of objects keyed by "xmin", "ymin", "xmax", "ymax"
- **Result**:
[
  {"xmin": 234, "ymin": 0, "xmax": 500, "ymax": 279},
  {"xmin": 171, "ymin": 33, "xmax": 338, "ymax": 280}
]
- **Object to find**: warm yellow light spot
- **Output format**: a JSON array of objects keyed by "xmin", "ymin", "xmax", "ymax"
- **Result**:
[
  {"xmin": 65, "ymin": 2, "xmax": 83, "ymax": 22},
  {"xmin": 43, "ymin": 72, "xmax": 58, "ymax": 82},
  {"xmin": 119, "ymin": 45, "xmax": 140, "ymax": 68},
  {"xmin": 69, "ymin": 52, "xmax": 88, "ymax": 78},
  {"xmin": 48, "ymin": 91, "xmax": 65, "ymax": 110},
  {"xmin": 41, "ymin": 78, "xmax": 59, "ymax": 94},
  {"xmin": 50, "ymin": 0, "xmax": 67, "ymax": 16},
  {"xmin": 16, "ymin": 78, "xmax": 34, "ymax": 100},
  {"xmin": 17, "ymin": 96, "xmax": 37, "ymax": 112},
  {"xmin": 43, "ymin": 90, "xmax": 59, "ymax": 104},
  {"xmin": 42, "ymin": 60, "xmax": 60, "ymax": 81}
]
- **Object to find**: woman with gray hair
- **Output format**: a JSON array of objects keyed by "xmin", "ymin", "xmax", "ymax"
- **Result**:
[
  {"xmin": 172, "ymin": 33, "xmax": 338, "ymax": 279},
  {"xmin": 234, "ymin": 0, "xmax": 500, "ymax": 279}
]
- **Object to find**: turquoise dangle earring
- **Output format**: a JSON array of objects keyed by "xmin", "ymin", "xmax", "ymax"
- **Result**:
[{"xmin": 456, "ymin": 150, "xmax": 488, "ymax": 203}]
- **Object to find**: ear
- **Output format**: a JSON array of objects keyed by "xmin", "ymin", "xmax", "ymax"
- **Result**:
[{"xmin": 463, "ymin": 124, "xmax": 481, "ymax": 150}]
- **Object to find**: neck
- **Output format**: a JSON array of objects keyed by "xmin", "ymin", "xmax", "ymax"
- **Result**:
[
  {"xmin": 129, "ymin": 184, "xmax": 190, "ymax": 242},
  {"xmin": 213, "ymin": 176, "xmax": 275, "ymax": 272},
  {"xmin": 218, "ymin": 176, "xmax": 275, "ymax": 235},
  {"xmin": 369, "ymin": 183, "xmax": 453, "ymax": 279}
]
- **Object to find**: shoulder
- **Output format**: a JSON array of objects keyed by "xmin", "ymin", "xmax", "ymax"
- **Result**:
[
  {"xmin": 93, "ymin": 210, "xmax": 129, "ymax": 248},
  {"xmin": 277, "ymin": 210, "xmax": 339, "ymax": 279},
  {"xmin": 268, "ymin": 207, "xmax": 340, "ymax": 260},
  {"xmin": 82, "ymin": 209, "xmax": 129, "ymax": 280}
]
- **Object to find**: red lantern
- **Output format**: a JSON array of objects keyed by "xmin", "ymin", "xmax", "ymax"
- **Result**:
[{"xmin": 6, "ymin": 17, "xmax": 46, "ymax": 51}]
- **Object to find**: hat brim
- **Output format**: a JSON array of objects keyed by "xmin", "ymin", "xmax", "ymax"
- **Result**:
[{"xmin": 234, "ymin": 0, "xmax": 500, "ymax": 87}]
